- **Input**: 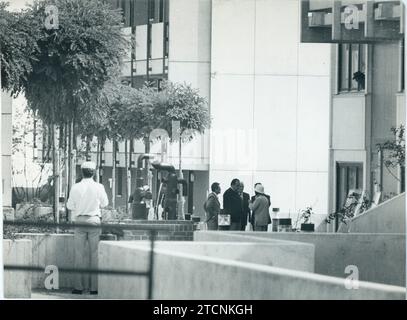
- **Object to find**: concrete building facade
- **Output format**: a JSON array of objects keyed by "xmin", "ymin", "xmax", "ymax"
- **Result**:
[
  {"xmin": 77, "ymin": 0, "xmax": 332, "ymax": 222},
  {"xmin": 302, "ymin": 0, "xmax": 405, "ymax": 229},
  {"xmin": 5, "ymin": 0, "xmax": 404, "ymax": 229}
]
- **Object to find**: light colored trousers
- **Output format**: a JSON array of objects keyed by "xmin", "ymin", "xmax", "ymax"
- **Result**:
[{"xmin": 73, "ymin": 215, "xmax": 102, "ymax": 291}]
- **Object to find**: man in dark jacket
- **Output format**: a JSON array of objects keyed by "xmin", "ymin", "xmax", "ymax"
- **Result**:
[
  {"xmin": 223, "ymin": 178, "xmax": 242, "ymax": 230},
  {"xmin": 204, "ymin": 182, "xmax": 221, "ymax": 230},
  {"xmin": 238, "ymin": 182, "xmax": 251, "ymax": 230}
]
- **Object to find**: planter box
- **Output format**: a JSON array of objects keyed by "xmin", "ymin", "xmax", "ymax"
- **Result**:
[
  {"xmin": 34, "ymin": 206, "xmax": 53, "ymax": 217},
  {"xmin": 3, "ymin": 207, "xmax": 15, "ymax": 221},
  {"xmin": 301, "ymin": 223, "xmax": 315, "ymax": 232},
  {"xmin": 131, "ymin": 203, "xmax": 147, "ymax": 220}
]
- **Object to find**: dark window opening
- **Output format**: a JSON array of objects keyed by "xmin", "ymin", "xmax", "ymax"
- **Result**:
[
  {"xmin": 335, "ymin": 162, "xmax": 363, "ymax": 231},
  {"xmin": 338, "ymin": 44, "xmax": 366, "ymax": 92}
]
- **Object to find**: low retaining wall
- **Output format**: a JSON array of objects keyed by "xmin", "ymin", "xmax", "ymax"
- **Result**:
[
  {"xmin": 194, "ymin": 231, "xmax": 406, "ymax": 287},
  {"xmin": 118, "ymin": 220, "xmax": 194, "ymax": 241},
  {"xmin": 14, "ymin": 220, "xmax": 193, "ymax": 289},
  {"xmin": 98, "ymin": 241, "xmax": 405, "ymax": 300},
  {"xmin": 16, "ymin": 233, "xmax": 79, "ymax": 289},
  {"xmin": 3, "ymin": 239, "xmax": 32, "ymax": 298}
]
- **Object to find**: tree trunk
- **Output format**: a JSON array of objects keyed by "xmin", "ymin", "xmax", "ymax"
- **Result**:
[
  {"xmin": 112, "ymin": 139, "xmax": 116, "ymax": 209},
  {"xmin": 99, "ymin": 138, "xmax": 104, "ymax": 183},
  {"xmin": 144, "ymin": 135, "xmax": 151, "ymax": 187},
  {"xmin": 52, "ymin": 124, "xmax": 60, "ymax": 230},
  {"xmin": 125, "ymin": 139, "xmax": 129, "ymax": 214},
  {"xmin": 69, "ymin": 120, "xmax": 76, "ymax": 201},
  {"xmin": 64, "ymin": 122, "xmax": 70, "ymax": 221},
  {"xmin": 85, "ymin": 136, "xmax": 91, "ymax": 161},
  {"xmin": 178, "ymin": 139, "xmax": 185, "ymax": 220},
  {"xmin": 96, "ymin": 138, "xmax": 100, "ymax": 183}
]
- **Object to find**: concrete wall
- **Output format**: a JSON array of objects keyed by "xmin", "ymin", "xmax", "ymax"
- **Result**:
[
  {"xmin": 15, "ymin": 221, "xmax": 194, "ymax": 289},
  {"xmin": 3, "ymin": 239, "xmax": 32, "ymax": 298},
  {"xmin": 15, "ymin": 234, "xmax": 79, "ymax": 289},
  {"xmin": 133, "ymin": 240, "xmax": 315, "ymax": 272},
  {"xmin": 343, "ymin": 192, "xmax": 406, "ymax": 234},
  {"xmin": 210, "ymin": 0, "xmax": 331, "ymax": 215},
  {"xmin": 194, "ymin": 231, "xmax": 406, "ymax": 287},
  {"xmin": 98, "ymin": 241, "xmax": 405, "ymax": 299}
]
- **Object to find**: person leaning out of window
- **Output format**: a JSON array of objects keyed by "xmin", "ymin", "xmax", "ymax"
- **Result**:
[{"xmin": 249, "ymin": 184, "xmax": 271, "ymax": 231}]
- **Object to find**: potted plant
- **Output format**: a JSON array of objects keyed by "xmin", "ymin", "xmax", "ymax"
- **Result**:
[{"xmin": 300, "ymin": 206, "xmax": 315, "ymax": 232}]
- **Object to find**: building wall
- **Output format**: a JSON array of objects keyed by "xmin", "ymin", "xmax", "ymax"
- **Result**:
[
  {"xmin": 329, "ymin": 41, "xmax": 403, "ymax": 214},
  {"xmin": 371, "ymin": 42, "xmax": 401, "ymax": 197},
  {"xmin": 167, "ymin": 0, "xmax": 211, "ymax": 171},
  {"xmin": 209, "ymin": 0, "xmax": 331, "ymax": 216}
]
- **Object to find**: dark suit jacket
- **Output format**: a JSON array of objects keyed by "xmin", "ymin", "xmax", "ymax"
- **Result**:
[
  {"xmin": 223, "ymin": 188, "xmax": 243, "ymax": 223},
  {"xmin": 204, "ymin": 192, "xmax": 220, "ymax": 230},
  {"xmin": 241, "ymin": 192, "xmax": 250, "ymax": 227}
]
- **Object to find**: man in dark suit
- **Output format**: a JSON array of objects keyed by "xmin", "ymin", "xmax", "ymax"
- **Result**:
[
  {"xmin": 250, "ymin": 183, "xmax": 271, "ymax": 226},
  {"xmin": 238, "ymin": 182, "xmax": 251, "ymax": 230},
  {"xmin": 223, "ymin": 178, "xmax": 242, "ymax": 230},
  {"xmin": 204, "ymin": 182, "xmax": 221, "ymax": 230}
]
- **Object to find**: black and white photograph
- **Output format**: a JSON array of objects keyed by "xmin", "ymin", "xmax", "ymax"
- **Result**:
[{"xmin": 0, "ymin": 0, "xmax": 406, "ymax": 304}]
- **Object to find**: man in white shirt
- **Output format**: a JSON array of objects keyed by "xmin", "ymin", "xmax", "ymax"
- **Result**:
[{"xmin": 66, "ymin": 161, "xmax": 108, "ymax": 295}]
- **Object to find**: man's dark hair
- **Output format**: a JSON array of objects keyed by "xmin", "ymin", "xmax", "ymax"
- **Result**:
[
  {"xmin": 211, "ymin": 182, "xmax": 220, "ymax": 192},
  {"xmin": 81, "ymin": 168, "xmax": 95, "ymax": 178},
  {"xmin": 231, "ymin": 178, "xmax": 240, "ymax": 187}
]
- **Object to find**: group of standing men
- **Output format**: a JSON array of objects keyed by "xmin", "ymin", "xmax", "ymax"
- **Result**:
[{"xmin": 204, "ymin": 178, "xmax": 271, "ymax": 231}]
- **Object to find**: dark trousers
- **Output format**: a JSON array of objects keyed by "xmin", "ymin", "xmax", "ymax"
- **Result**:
[
  {"xmin": 229, "ymin": 222, "xmax": 241, "ymax": 231},
  {"xmin": 255, "ymin": 225, "xmax": 267, "ymax": 232}
]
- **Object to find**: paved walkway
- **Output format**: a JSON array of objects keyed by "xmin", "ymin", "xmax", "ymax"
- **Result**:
[{"xmin": 31, "ymin": 289, "xmax": 99, "ymax": 300}]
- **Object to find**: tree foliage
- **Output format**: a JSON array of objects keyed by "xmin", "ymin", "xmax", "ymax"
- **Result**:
[
  {"xmin": 115, "ymin": 83, "xmax": 163, "ymax": 142},
  {"xmin": 12, "ymin": 0, "xmax": 127, "ymax": 126},
  {"xmin": 157, "ymin": 81, "xmax": 211, "ymax": 142},
  {"xmin": 77, "ymin": 79, "xmax": 140, "ymax": 142},
  {"xmin": 378, "ymin": 125, "xmax": 405, "ymax": 168},
  {"xmin": 0, "ymin": 1, "xmax": 41, "ymax": 94}
]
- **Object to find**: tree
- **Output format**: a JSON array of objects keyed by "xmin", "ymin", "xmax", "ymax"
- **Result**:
[
  {"xmin": 0, "ymin": 1, "xmax": 41, "ymax": 94},
  {"xmin": 116, "ymin": 83, "xmax": 165, "ymax": 198},
  {"xmin": 1, "ymin": 0, "xmax": 128, "ymax": 222},
  {"xmin": 377, "ymin": 125, "xmax": 405, "ymax": 192},
  {"xmin": 23, "ymin": 0, "xmax": 127, "ymax": 126},
  {"xmin": 154, "ymin": 81, "xmax": 211, "ymax": 218},
  {"xmin": 77, "ymin": 79, "xmax": 140, "ymax": 209}
]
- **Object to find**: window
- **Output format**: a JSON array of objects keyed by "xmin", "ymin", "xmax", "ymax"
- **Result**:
[
  {"xmin": 338, "ymin": 44, "xmax": 366, "ymax": 92},
  {"xmin": 336, "ymin": 162, "xmax": 363, "ymax": 231}
]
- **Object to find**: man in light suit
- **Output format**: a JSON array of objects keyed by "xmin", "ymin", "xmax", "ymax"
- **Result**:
[{"xmin": 204, "ymin": 182, "xmax": 221, "ymax": 230}]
